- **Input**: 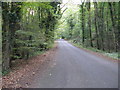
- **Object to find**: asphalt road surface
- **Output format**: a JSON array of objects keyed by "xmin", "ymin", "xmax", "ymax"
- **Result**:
[{"xmin": 30, "ymin": 39, "xmax": 118, "ymax": 88}]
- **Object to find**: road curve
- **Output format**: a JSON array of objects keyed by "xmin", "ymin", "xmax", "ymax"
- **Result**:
[{"xmin": 30, "ymin": 39, "xmax": 118, "ymax": 88}]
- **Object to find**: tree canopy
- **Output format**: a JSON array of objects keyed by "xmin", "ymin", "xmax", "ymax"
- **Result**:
[
  {"xmin": 57, "ymin": 2, "xmax": 119, "ymax": 53},
  {"xmin": 2, "ymin": 2, "xmax": 61, "ymax": 71},
  {"xmin": 1, "ymin": 1, "xmax": 119, "ymax": 73}
]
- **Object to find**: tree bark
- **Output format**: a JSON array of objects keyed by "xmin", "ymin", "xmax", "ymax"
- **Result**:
[
  {"xmin": 88, "ymin": 2, "xmax": 93, "ymax": 47},
  {"xmin": 109, "ymin": 2, "xmax": 118, "ymax": 52},
  {"xmin": 2, "ymin": 2, "xmax": 10, "ymax": 71},
  {"xmin": 94, "ymin": 2, "xmax": 100, "ymax": 49},
  {"xmin": 81, "ymin": 3, "xmax": 85, "ymax": 45}
]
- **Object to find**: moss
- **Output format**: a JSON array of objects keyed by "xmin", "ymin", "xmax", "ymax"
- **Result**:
[{"xmin": 2, "ymin": 69, "xmax": 11, "ymax": 76}]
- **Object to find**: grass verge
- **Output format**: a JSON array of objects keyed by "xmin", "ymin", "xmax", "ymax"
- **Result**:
[{"xmin": 69, "ymin": 40, "xmax": 119, "ymax": 60}]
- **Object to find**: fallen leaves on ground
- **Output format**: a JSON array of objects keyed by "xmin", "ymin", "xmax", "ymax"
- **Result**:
[{"xmin": 2, "ymin": 43, "xmax": 58, "ymax": 88}]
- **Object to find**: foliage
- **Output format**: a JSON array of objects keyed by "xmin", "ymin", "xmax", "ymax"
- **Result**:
[
  {"xmin": 2, "ymin": 2, "xmax": 61, "ymax": 71},
  {"xmin": 58, "ymin": 2, "xmax": 119, "ymax": 54},
  {"xmin": 70, "ymin": 40, "xmax": 118, "ymax": 60}
]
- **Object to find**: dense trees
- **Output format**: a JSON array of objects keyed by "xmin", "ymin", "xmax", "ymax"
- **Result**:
[
  {"xmin": 1, "ymin": 1, "xmax": 119, "ymax": 73},
  {"xmin": 59, "ymin": 2, "xmax": 119, "ymax": 54},
  {"xmin": 2, "ymin": 2, "xmax": 61, "ymax": 71}
]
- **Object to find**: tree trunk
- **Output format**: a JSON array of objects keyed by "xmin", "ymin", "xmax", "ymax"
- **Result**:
[
  {"xmin": 100, "ymin": 3, "xmax": 105, "ymax": 51},
  {"xmin": 2, "ymin": 2, "xmax": 10, "ymax": 71},
  {"xmin": 81, "ymin": 3, "xmax": 85, "ymax": 45},
  {"xmin": 109, "ymin": 2, "xmax": 118, "ymax": 52},
  {"xmin": 88, "ymin": 2, "xmax": 93, "ymax": 47},
  {"xmin": 94, "ymin": 2, "xmax": 100, "ymax": 49}
]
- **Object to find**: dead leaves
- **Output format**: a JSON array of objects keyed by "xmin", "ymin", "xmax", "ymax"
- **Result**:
[{"xmin": 2, "ymin": 42, "xmax": 58, "ymax": 88}]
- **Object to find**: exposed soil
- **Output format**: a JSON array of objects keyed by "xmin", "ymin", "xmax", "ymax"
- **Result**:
[{"xmin": 2, "ymin": 42, "xmax": 58, "ymax": 88}]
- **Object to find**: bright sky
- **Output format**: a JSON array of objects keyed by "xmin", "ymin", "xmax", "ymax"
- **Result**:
[
  {"xmin": 62, "ymin": 0, "xmax": 94, "ymax": 4},
  {"xmin": 62, "ymin": 0, "xmax": 119, "ymax": 3},
  {"xmin": 62, "ymin": 0, "xmax": 81, "ymax": 4},
  {"xmin": 61, "ymin": 0, "xmax": 80, "ymax": 12}
]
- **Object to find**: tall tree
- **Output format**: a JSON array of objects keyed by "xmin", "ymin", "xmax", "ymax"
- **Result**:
[
  {"xmin": 81, "ymin": 2, "xmax": 85, "ymax": 45},
  {"xmin": 2, "ymin": 2, "xmax": 10, "ymax": 71}
]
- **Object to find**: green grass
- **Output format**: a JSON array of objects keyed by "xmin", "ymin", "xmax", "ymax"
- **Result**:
[
  {"xmin": 2, "ymin": 69, "xmax": 11, "ymax": 76},
  {"xmin": 69, "ymin": 40, "xmax": 119, "ymax": 60},
  {"xmin": 32, "ymin": 43, "xmax": 54, "ymax": 57},
  {"xmin": 104, "ymin": 53, "xmax": 118, "ymax": 59},
  {"xmin": 33, "ymin": 51, "xmax": 45, "ymax": 56}
]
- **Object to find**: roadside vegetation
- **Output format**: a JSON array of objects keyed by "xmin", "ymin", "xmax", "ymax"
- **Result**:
[
  {"xmin": 69, "ymin": 40, "xmax": 118, "ymax": 60},
  {"xmin": 55, "ymin": 2, "xmax": 119, "ymax": 60},
  {"xmin": 1, "ymin": 1, "xmax": 119, "ymax": 76},
  {"xmin": 2, "ymin": 2, "xmax": 61, "ymax": 74}
]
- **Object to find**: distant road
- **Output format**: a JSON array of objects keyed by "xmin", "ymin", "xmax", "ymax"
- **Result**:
[{"xmin": 30, "ymin": 39, "xmax": 118, "ymax": 88}]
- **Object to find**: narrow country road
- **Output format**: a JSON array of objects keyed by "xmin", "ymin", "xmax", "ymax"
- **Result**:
[{"xmin": 29, "ymin": 39, "xmax": 118, "ymax": 88}]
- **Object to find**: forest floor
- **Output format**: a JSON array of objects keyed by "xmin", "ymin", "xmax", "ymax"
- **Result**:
[
  {"xmin": 2, "ymin": 42, "xmax": 58, "ymax": 88},
  {"xmin": 2, "ymin": 40, "xmax": 118, "ymax": 88}
]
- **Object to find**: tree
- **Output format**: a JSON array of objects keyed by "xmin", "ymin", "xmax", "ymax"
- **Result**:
[{"xmin": 2, "ymin": 2, "xmax": 61, "ymax": 71}]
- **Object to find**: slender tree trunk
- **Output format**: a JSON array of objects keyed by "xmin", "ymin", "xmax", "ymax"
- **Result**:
[
  {"xmin": 94, "ymin": 2, "xmax": 100, "ymax": 49},
  {"xmin": 88, "ymin": 2, "xmax": 93, "ymax": 47},
  {"xmin": 2, "ymin": 2, "xmax": 10, "ymax": 71},
  {"xmin": 109, "ymin": 2, "xmax": 118, "ymax": 52},
  {"xmin": 9, "ymin": 3, "xmax": 21, "ymax": 61},
  {"xmin": 81, "ymin": 3, "xmax": 85, "ymax": 45},
  {"xmin": 100, "ymin": 3, "xmax": 105, "ymax": 51},
  {"xmin": 106, "ymin": 17, "xmax": 111, "ymax": 53}
]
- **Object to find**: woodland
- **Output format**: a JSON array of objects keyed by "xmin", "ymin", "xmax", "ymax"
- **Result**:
[
  {"xmin": 1, "ymin": 2, "xmax": 61, "ymax": 72},
  {"xmin": 1, "ymin": 1, "xmax": 119, "ymax": 74},
  {"xmin": 55, "ymin": 2, "xmax": 119, "ymax": 59}
]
